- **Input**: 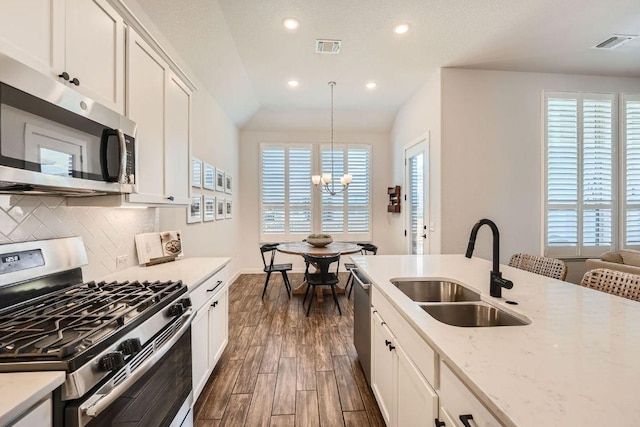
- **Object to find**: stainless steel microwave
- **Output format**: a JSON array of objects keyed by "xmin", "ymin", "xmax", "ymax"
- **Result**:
[{"xmin": 0, "ymin": 53, "xmax": 137, "ymax": 196}]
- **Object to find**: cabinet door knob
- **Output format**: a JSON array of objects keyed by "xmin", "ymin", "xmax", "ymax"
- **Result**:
[
  {"xmin": 70, "ymin": 77, "xmax": 80, "ymax": 86},
  {"xmin": 385, "ymin": 340, "xmax": 391, "ymax": 347},
  {"xmin": 434, "ymin": 419, "xmax": 446, "ymax": 427},
  {"xmin": 166, "ymin": 196, "xmax": 175, "ymax": 201},
  {"xmin": 388, "ymin": 345, "xmax": 396, "ymax": 351},
  {"xmin": 211, "ymin": 300, "xmax": 218, "ymax": 307},
  {"xmin": 58, "ymin": 71, "xmax": 70, "ymax": 81},
  {"xmin": 459, "ymin": 414, "xmax": 474, "ymax": 427}
]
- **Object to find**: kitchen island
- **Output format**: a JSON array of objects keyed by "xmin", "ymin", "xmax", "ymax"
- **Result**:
[{"xmin": 351, "ymin": 254, "xmax": 640, "ymax": 426}]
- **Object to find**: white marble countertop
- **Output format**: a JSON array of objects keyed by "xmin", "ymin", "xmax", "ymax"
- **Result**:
[
  {"xmin": 351, "ymin": 254, "xmax": 640, "ymax": 427},
  {"xmin": 0, "ymin": 371, "xmax": 64, "ymax": 426},
  {"xmin": 99, "ymin": 257, "xmax": 231, "ymax": 291}
]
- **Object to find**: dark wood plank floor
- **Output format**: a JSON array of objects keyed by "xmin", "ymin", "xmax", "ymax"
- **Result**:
[{"xmin": 194, "ymin": 273, "xmax": 385, "ymax": 427}]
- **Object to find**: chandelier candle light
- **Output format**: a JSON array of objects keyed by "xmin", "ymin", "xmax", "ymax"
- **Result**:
[{"xmin": 312, "ymin": 81, "xmax": 353, "ymax": 195}]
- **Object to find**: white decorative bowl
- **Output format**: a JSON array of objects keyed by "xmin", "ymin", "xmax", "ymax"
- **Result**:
[{"xmin": 306, "ymin": 236, "xmax": 333, "ymax": 247}]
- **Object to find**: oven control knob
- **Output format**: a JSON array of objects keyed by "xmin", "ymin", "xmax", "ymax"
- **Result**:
[
  {"xmin": 167, "ymin": 303, "xmax": 185, "ymax": 317},
  {"xmin": 119, "ymin": 338, "xmax": 142, "ymax": 356},
  {"xmin": 99, "ymin": 352, "xmax": 125, "ymax": 372}
]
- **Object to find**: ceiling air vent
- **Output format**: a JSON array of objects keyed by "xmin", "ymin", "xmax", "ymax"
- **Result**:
[
  {"xmin": 592, "ymin": 34, "xmax": 638, "ymax": 50},
  {"xmin": 315, "ymin": 39, "xmax": 342, "ymax": 54}
]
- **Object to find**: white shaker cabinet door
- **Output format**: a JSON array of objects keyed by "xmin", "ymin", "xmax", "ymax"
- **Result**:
[
  {"xmin": 65, "ymin": 0, "xmax": 124, "ymax": 113},
  {"xmin": 126, "ymin": 28, "xmax": 166, "ymax": 203},
  {"xmin": 371, "ymin": 309, "xmax": 396, "ymax": 426},
  {"xmin": 396, "ymin": 343, "xmax": 439, "ymax": 427},
  {"xmin": 191, "ymin": 307, "xmax": 209, "ymax": 401},
  {"xmin": 164, "ymin": 72, "xmax": 191, "ymax": 205},
  {"xmin": 208, "ymin": 286, "xmax": 228, "ymax": 369},
  {"xmin": 0, "ymin": 0, "xmax": 64, "ymax": 76}
]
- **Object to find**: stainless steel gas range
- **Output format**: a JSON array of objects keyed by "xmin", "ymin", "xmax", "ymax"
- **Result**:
[{"xmin": 0, "ymin": 237, "xmax": 195, "ymax": 427}]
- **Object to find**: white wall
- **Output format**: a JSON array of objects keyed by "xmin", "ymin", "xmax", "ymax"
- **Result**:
[
  {"xmin": 390, "ymin": 69, "xmax": 442, "ymax": 255},
  {"xmin": 238, "ymin": 129, "xmax": 392, "ymax": 272}
]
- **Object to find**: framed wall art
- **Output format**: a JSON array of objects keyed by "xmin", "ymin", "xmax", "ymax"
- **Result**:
[
  {"xmin": 225, "ymin": 199, "xmax": 232, "ymax": 219},
  {"xmin": 203, "ymin": 163, "xmax": 215, "ymax": 190},
  {"xmin": 216, "ymin": 197, "xmax": 225, "ymax": 220},
  {"xmin": 203, "ymin": 196, "xmax": 215, "ymax": 221},
  {"xmin": 225, "ymin": 174, "xmax": 232, "ymax": 194},
  {"xmin": 216, "ymin": 168, "xmax": 225, "ymax": 192},
  {"xmin": 187, "ymin": 195, "xmax": 202, "ymax": 223},
  {"xmin": 191, "ymin": 158, "xmax": 202, "ymax": 188}
]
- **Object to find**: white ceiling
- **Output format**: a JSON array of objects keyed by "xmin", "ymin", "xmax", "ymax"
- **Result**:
[{"xmin": 134, "ymin": 0, "xmax": 640, "ymax": 132}]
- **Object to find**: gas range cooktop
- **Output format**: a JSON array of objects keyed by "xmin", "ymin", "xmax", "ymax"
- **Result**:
[{"xmin": 0, "ymin": 278, "xmax": 186, "ymax": 369}]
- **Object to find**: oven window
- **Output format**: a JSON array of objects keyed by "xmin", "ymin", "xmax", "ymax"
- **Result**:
[{"xmin": 87, "ymin": 328, "xmax": 192, "ymax": 427}]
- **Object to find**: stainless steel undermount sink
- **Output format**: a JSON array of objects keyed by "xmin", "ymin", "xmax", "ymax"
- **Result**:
[
  {"xmin": 419, "ymin": 303, "xmax": 530, "ymax": 327},
  {"xmin": 391, "ymin": 279, "xmax": 480, "ymax": 302}
]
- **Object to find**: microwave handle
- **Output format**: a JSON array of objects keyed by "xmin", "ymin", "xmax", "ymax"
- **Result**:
[{"xmin": 116, "ymin": 129, "xmax": 127, "ymax": 184}]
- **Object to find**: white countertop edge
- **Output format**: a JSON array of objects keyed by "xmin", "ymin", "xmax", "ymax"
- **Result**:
[{"xmin": 0, "ymin": 371, "xmax": 65, "ymax": 426}]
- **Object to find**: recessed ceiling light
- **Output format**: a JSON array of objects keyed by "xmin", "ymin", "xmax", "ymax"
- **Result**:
[
  {"xmin": 393, "ymin": 23, "xmax": 410, "ymax": 35},
  {"xmin": 366, "ymin": 82, "xmax": 377, "ymax": 90},
  {"xmin": 288, "ymin": 80, "xmax": 299, "ymax": 87},
  {"xmin": 283, "ymin": 18, "xmax": 300, "ymax": 30}
]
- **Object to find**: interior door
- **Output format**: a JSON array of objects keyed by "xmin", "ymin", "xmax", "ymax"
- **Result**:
[{"xmin": 405, "ymin": 138, "xmax": 429, "ymax": 255}]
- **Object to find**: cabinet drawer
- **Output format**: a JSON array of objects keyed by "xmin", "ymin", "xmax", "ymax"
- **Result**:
[
  {"xmin": 439, "ymin": 363, "xmax": 502, "ymax": 427},
  {"xmin": 189, "ymin": 266, "xmax": 229, "ymax": 311},
  {"xmin": 372, "ymin": 287, "xmax": 437, "ymax": 387}
]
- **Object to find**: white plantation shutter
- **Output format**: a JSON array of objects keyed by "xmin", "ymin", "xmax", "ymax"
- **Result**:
[
  {"xmin": 321, "ymin": 144, "xmax": 371, "ymax": 240},
  {"xmin": 260, "ymin": 144, "xmax": 312, "ymax": 240},
  {"xmin": 623, "ymin": 95, "xmax": 640, "ymax": 248},
  {"xmin": 545, "ymin": 92, "xmax": 615, "ymax": 257}
]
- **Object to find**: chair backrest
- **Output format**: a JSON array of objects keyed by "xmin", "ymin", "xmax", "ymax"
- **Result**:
[
  {"xmin": 508, "ymin": 253, "xmax": 567, "ymax": 281},
  {"xmin": 304, "ymin": 253, "xmax": 341, "ymax": 284},
  {"xmin": 580, "ymin": 268, "xmax": 640, "ymax": 302},
  {"xmin": 357, "ymin": 243, "xmax": 378, "ymax": 255},
  {"xmin": 260, "ymin": 243, "xmax": 279, "ymax": 269}
]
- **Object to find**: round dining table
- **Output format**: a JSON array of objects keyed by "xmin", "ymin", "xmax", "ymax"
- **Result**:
[{"xmin": 276, "ymin": 241, "xmax": 362, "ymax": 301}]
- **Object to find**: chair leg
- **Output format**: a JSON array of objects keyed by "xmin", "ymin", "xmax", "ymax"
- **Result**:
[
  {"xmin": 302, "ymin": 282, "xmax": 311, "ymax": 305},
  {"xmin": 330, "ymin": 284, "xmax": 342, "ymax": 315},
  {"xmin": 347, "ymin": 273, "xmax": 356, "ymax": 299},
  {"xmin": 306, "ymin": 285, "xmax": 315, "ymax": 317},
  {"xmin": 344, "ymin": 272, "xmax": 354, "ymax": 298},
  {"xmin": 261, "ymin": 271, "xmax": 272, "ymax": 300},
  {"xmin": 281, "ymin": 271, "xmax": 292, "ymax": 299}
]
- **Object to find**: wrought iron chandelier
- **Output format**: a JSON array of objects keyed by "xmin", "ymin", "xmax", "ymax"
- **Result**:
[{"xmin": 312, "ymin": 81, "xmax": 352, "ymax": 195}]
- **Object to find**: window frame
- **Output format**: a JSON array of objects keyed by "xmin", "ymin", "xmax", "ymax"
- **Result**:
[
  {"xmin": 621, "ymin": 93, "xmax": 640, "ymax": 250},
  {"xmin": 259, "ymin": 142, "xmax": 373, "ymax": 243}
]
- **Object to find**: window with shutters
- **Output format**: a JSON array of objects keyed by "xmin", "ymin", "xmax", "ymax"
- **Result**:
[
  {"xmin": 320, "ymin": 145, "xmax": 371, "ymax": 241},
  {"xmin": 260, "ymin": 143, "xmax": 372, "ymax": 242},
  {"xmin": 544, "ymin": 91, "xmax": 640, "ymax": 257}
]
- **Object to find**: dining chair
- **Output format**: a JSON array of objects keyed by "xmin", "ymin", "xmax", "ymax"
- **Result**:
[
  {"xmin": 508, "ymin": 253, "xmax": 567, "ymax": 281},
  {"xmin": 260, "ymin": 243, "xmax": 292, "ymax": 300},
  {"xmin": 302, "ymin": 253, "xmax": 341, "ymax": 316},
  {"xmin": 580, "ymin": 268, "xmax": 640, "ymax": 302},
  {"xmin": 345, "ymin": 243, "xmax": 378, "ymax": 297}
]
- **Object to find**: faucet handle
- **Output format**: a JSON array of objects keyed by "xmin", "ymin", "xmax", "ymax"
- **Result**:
[{"xmin": 490, "ymin": 270, "xmax": 513, "ymax": 297}]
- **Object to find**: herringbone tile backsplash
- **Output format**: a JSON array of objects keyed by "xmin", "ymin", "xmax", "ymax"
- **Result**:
[{"xmin": 0, "ymin": 195, "xmax": 158, "ymax": 281}]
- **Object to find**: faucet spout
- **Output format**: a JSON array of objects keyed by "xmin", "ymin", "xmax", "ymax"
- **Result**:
[{"xmin": 465, "ymin": 219, "xmax": 512, "ymax": 298}]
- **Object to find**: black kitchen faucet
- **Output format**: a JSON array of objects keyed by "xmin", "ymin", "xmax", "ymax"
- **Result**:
[{"xmin": 465, "ymin": 218, "xmax": 513, "ymax": 298}]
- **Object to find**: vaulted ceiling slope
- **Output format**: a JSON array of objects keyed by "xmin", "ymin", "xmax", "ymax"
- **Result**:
[{"xmin": 133, "ymin": 0, "xmax": 640, "ymax": 131}]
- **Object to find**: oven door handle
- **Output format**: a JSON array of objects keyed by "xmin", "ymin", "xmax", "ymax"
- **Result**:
[{"xmin": 80, "ymin": 309, "xmax": 195, "ymax": 419}]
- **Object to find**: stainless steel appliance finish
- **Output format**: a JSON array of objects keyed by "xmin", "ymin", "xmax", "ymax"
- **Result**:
[
  {"xmin": 352, "ymin": 268, "xmax": 372, "ymax": 385},
  {"xmin": 0, "ymin": 53, "xmax": 137, "ymax": 196},
  {"xmin": 0, "ymin": 237, "xmax": 194, "ymax": 427}
]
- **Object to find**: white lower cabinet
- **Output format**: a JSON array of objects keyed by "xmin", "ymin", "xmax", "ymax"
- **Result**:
[
  {"xmin": 11, "ymin": 397, "xmax": 52, "ymax": 427},
  {"xmin": 190, "ymin": 266, "xmax": 229, "ymax": 401},
  {"xmin": 438, "ymin": 363, "xmax": 501, "ymax": 427},
  {"xmin": 371, "ymin": 308, "xmax": 438, "ymax": 427}
]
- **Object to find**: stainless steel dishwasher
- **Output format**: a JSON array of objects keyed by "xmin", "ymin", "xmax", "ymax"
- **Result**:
[{"xmin": 352, "ymin": 268, "xmax": 372, "ymax": 385}]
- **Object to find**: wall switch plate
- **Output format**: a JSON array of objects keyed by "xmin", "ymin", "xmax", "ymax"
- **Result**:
[{"xmin": 116, "ymin": 255, "xmax": 128, "ymax": 267}]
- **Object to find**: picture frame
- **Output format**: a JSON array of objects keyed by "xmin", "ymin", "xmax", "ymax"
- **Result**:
[
  {"xmin": 216, "ymin": 197, "xmax": 225, "ymax": 220},
  {"xmin": 203, "ymin": 196, "xmax": 215, "ymax": 222},
  {"xmin": 225, "ymin": 174, "xmax": 232, "ymax": 194},
  {"xmin": 187, "ymin": 195, "xmax": 202, "ymax": 223},
  {"xmin": 216, "ymin": 169, "xmax": 225, "ymax": 192},
  {"xmin": 225, "ymin": 199, "xmax": 232, "ymax": 219},
  {"xmin": 191, "ymin": 158, "xmax": 202, "ymax": 188},
  {"xmin": 203, "ymin": 163, "xmax": 215, "ymax": 190}
]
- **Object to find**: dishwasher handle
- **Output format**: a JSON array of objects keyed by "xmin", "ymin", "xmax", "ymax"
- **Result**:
[{"xmin": 352, "ymin": 269, "xmax": 371, "ymax": 290}]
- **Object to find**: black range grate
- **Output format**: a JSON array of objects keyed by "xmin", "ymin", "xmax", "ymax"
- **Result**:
[{"xmin": 0, "ymin": 280, "xmax": 185, "ymax": 363}]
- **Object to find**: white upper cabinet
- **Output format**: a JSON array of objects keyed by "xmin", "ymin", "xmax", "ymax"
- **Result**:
[
  {"xmin": 126, "ymin": 28, "xmax": 190, "ymax": 205},
  {"xmin": 65, "ymin": 0, "xmax": 125, "ymax": 113},
  {"xmin": 0, "ymin": 0, "xmax": 125, "ymax": 113}
]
